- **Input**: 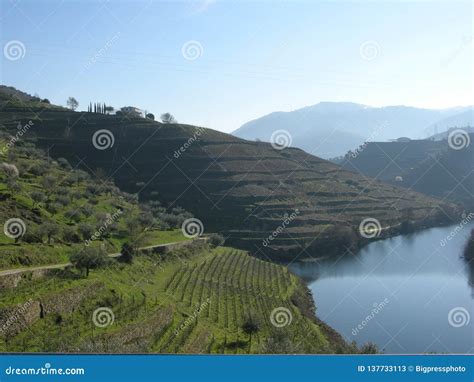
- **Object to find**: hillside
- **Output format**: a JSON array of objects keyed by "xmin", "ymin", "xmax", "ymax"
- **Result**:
[
  {"xmin": 0, "ymin": 92, "xmax": 460, "ymax": 260},
  {"xmin": 0, "ymin": 243, "xmax": 350, "ymax": 354},
  {"xmin": 0, "ymin": 127, "xmax": 351, "ymax": 354},
  {"xmin": 340, "ymin": 134, "xmax": 474, "ymax": 209},
  {"xmin": 232, "ymin": 102, "xmax": 473, "ymax": 158}
]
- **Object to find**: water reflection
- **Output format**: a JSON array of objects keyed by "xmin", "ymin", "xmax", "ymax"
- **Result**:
[{"xmin": 289, "ymin": 222, "xmax": 474, "ymax": 353}]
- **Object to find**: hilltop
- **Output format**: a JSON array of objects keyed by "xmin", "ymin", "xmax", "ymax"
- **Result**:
[{"xmin": 0, "ymin": 89, "xmax": 460, "ymax": 260}]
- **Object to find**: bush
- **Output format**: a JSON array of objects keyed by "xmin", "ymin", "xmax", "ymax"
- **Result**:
[
  {"xmin": 119, "ymin": 242, "xmax": 135, "ymax": 264},
  {"xmin": 208, "ymin": 233, "xmax": 225, "ymax": 248},
  {"xmin": 69, "ymin": 246, "xmax": 110, "ymax": 277},
  {"xmin": 62, "ymin": 226, "xmax": 81, "ymax": 243}
]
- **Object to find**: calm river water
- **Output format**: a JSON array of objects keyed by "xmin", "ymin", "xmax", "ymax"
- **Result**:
[{"xmin": 289, "ymin": 222, "xmax": 474, "ymax": 354}]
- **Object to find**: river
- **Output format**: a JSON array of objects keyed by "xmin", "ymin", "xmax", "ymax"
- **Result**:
[{"xmin": 289, "ymin": 222, "xmax": 474, "ymax": 354}]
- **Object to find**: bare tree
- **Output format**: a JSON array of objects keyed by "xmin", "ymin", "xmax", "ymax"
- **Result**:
[
  {"xmin": 67, "ymin": 97, "xmax": 79, "ymax": 111},
  {"xmin": 160, "ymin": 113, "xmax": 177, "ymax": 124}
]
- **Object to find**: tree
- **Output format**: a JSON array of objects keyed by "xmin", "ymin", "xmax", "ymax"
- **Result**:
[
  {"xmin": 119, "ymin": 242, "xmax": 135, "ymax": 264},
  {"xmin": 78, "ymin": 223, "xmax": 94, "ymax": 241},
  {"xmin": 66, "ymin": 97, "xmax": 79, "ymax": 111},
  {"xmin": 1, "ymin": 162, "xmax": 19, "ymax": 179},
  {"xmin": 105, "ymin": 106, "xmax": 114, "ymax": 114},
  {"xmin": 30, "ymin": 191, "xmax": 46, "ymax": 207},
  {"xmin": 69, "ymin": 246, "xmax": 109, "ymax": 277},
  {"xmin": 208, "ymin": 233, "xmax": 225, "ymax": 248},
  {"xmin": 146, "ymin": 113, "xmax": 155, "ymax": 120},
  {"xmin": 160, "ymin": 113, "xmax": 177, "ymax": 124},
  {"xmin": 241, "ymin": 312, "xmax": 260, "ymax": 352},
  {"xmin": 41, "ymin": 98, "xmax": 50, "ymax": 104},
  {"xmin": 38, "ymin": 222, "xmax": 60, "ymax": 244}
]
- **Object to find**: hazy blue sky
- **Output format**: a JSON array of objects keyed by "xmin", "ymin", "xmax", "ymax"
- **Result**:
[{"xmin": 1, "ymin": 0, "xmax": 472, "ymax": 132}]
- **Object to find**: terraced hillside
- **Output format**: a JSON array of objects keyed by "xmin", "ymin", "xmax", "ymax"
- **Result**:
[
  {"xmin": 0, "ymin": 243, "xmax": 350, "ymax": 354},
  {"xmin": 0, "ymin": 101, "xmax": 459, "ymax": 259},
  {"xmin": 341, "ymin": 136, "xmax": 474, "ymax": 209}
]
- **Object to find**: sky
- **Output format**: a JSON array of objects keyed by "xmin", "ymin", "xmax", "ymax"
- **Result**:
[{"xmin": 1, "ymin": 0, "xmax": 473, "ymax": 133}]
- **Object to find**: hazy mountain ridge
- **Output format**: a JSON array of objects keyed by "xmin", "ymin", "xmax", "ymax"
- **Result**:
[{"xmin": 233, "ymin": 102, "xmax": 474, "ymax": 158}]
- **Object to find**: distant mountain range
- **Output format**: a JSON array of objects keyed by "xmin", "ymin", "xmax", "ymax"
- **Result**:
[{"xmin": 232, "ymin": 102, "xmax": 473, "ymax": 158}]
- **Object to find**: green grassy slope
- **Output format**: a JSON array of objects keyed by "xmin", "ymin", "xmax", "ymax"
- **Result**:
[
  {"xmin": 0, "ymin": 242, "xmax": 349, "ymax": 354},
  {"xmin": 0, "ymin": 136, "xmax": 188, "ymax": 270}
]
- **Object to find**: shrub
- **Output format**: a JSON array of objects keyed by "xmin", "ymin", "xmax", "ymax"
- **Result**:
[
  {"xmin": 1, "ymin": 162, "xmax": 19, "ymax": 178},
  {"xmin": 62, "ymin": 226, "xmax": 81, "ymax": 243},
  {"xmin": 208, "ymin": 233, "xmax": 225, "ymax": 248},
  {"xmin": 69, "ymin": 246, "xmax": 110, "ymax": 277},
  {"xmin": 30, "ymin": 191, "xmax": 46, "ymax": 206},
  {"xmin": 38, "ymin": 222, "xmax": 60, "ymax": 244},
  {"xmin": 119, "ymin": 242, "xmax": 135, "ymax": 264}
]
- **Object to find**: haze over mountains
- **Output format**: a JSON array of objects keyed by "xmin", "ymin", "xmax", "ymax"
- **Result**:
[{"xmin": 233, "ymin": 103, "xmax": 474, "ymax": 158}]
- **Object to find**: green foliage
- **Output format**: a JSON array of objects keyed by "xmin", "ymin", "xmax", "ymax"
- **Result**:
[
  {"xmin": 69, "ymin": 246, "xmax": 110, "ymax": 277},
  {"xmin": 208, "ymin": 233, "xmax": 225, "ymax": 248}
]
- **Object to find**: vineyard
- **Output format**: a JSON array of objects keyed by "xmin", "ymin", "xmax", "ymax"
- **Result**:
[{"xmin": 0, "ymin": 244, "xmax": 349, "ymax": 354}]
